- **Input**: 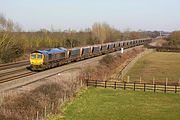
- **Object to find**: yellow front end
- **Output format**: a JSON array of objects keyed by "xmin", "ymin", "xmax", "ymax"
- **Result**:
[{"xmin": 30, "ymin": 53, "xmax": 44, "ymax": 65}]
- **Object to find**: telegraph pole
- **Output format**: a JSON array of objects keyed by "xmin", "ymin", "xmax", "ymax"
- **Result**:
[{"xmin": 160, "ymin": 31, "xmax": 162, "ymax": 39}]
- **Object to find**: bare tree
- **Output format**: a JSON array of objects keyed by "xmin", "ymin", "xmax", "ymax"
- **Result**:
[
  {"xmin": 0, "ymin": 14, "xmax": 24, "ymax": 63},
  {"xmin": 92, "ymin": 22, "xmax": 114, "ymax": 43}
]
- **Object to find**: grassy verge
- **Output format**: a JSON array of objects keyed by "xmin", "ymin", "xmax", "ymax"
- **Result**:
[
  {"xmin": 47, "ymin": 88, "xmax": 180, "ymax": 120},
  {"xmin": 125, "ymin": 52, "xmax": 180, "ymax": 84}
]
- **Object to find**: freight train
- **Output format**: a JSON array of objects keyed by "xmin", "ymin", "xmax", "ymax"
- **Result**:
[{"xmin": 30, "ymin": 38, "xmax": 152, "ymax": 71}]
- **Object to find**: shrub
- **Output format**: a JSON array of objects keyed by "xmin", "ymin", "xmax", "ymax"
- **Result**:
[
  {"xmin": 0, "ymin": 78, "xmax": 82, "ymax": 120},
  {"xmin": 0, "ymin": 42, "xmax": 24, "ymax": 63},
  {"xmin": 100, "ymin": 54, "xmax": 114, "ymax": 66}
]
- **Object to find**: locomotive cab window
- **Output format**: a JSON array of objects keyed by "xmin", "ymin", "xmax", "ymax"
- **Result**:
[
  {"xmin": 31, "ymin": 54, "xmax": 36, "ymax": 59},
  {"xmin": 37, "ymin": 54, "xmax": 42, "ymax": 59}
]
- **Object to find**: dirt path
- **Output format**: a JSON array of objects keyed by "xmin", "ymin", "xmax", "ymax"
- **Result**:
[{"xmin": 149, "ymin": 39, "xmax": 168, "ymax": 47}]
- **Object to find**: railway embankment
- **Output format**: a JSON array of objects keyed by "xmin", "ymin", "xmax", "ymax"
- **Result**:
[{"xmin": 81, "ymin": 47, "xmax": 148, "ymax": 81}]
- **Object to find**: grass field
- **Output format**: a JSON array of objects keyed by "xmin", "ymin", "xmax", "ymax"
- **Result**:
[
  {"xmin": 47, "ymin": 88, "xmax": 180, "ymax": 120},
  {"xmin": 124, "ymin": 52, "xmax": 180, "ymax": 84}
]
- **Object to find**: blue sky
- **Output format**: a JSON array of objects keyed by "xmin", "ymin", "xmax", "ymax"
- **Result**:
[{"xmin": 0, "ymin": 0, "xmax": 180, "ymax": 31}]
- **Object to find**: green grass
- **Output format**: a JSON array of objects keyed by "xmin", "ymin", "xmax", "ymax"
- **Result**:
[
  {"xmin": 47, "ymin": 88, "xmax": 180, "ymax": 120},
  {"xmin": 125, "ymin": 52, "xmax": 180, "ymax": 83}
]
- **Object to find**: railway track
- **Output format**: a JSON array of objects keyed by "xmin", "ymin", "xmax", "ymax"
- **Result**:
[
  {"xmin": 0, "ymin": 71, "xmax": 36, "ymax": 84},
  {"xmin": 0, "ymin": 61, "xmax": 34, "ymax": 84},
  {"xmin": 0, "ymin": 68, "xmax": 27, "ymax": 78},
  {"xmin": 0, "ymin": 60, "xmax": 29, "ymax": 71}
]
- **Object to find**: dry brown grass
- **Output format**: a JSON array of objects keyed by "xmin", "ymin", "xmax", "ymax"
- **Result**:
[
  {"xmin": 125, "ymin": 52, "xmax": 180, "ymax": 85},
  {"xmin": 0, "ymin": 78, "xmax": 83, "ymax": 120}
]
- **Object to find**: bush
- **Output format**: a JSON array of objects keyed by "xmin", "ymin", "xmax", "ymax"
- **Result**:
[
  {"xmin": 0, "ymin": 78, "xmax": 82, "ymax": 120},
  {"xmin": 0, "ymin": 43, "xmax": 24, "ymax": 63},
  {"xmin": 168, "ymin": 31, "xmax": 180, "ymax": 47},
  {"xmin": 100, "ymin": 54, "xmax": 114, "ymax": 66}
]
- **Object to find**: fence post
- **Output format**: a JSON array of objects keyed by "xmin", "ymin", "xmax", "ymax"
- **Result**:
[
  {"xmin": 134, "ymin": 82, "xmax": 136, "ymax": 91},
  {"xmin": 95, "ymin": 80, "xmax": 97, "ymax": 87},
  {"xmin": 164, "ymin": 84, "xmax": 166, "ymax": 93},
  {"xmin": 124, "ymin": 82, "xmax": 126, "ymax": 90},
  {"xmin": 175, "ymin": 85, "xmax": 177, "ymax": 93},
  {"xmin": 154, "ymin": 84, "xmax": 156, "ymax": 92},
  {"xmin": 127, "ymin": 76, "xmax": 130, "ymax": 83},
  {"xmin": 153, "ymin": 77, "xmax": 155, "ymax": 84},
  {"xmin": 119, "ymin": 82, "xmax": 121, "ymax": 90},
  {"xmin": 114, "ymin": 82, "xmax": 116, "ymax": 89},
  {"xmin": 36, "ymin": 111, "xmax": 39, "ymax": 120},
  {"xmin": 44, "ymin": 106, "xmax": 47, "ymax": 117},
  {"xmin": 166, "ymin": 77, "xmax": 168, "ymax": 86},
  {"xmin": 105, "ymin": 81, "xmax": 107, "ymax": 88},
  {"xmin": 144, "ymin": 83, "xmax": 146, "ymax": 92},
  {"xmin": 52, "ymin": 102, "xmax": 54, "ymax": 112}
]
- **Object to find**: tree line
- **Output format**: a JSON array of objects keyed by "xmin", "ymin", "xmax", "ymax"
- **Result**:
[
  {"xmin": 167, "ymin": 31, "xmax": 180, "ymax": 47},
  {"xmin": 0, "ymin": 14, "xmax": 159, "ymax": 63}
]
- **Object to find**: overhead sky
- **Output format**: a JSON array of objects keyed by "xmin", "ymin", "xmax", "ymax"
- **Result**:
[{"xmin": 0, "ymin": 0, "xmax": 180, "ymax": 31}]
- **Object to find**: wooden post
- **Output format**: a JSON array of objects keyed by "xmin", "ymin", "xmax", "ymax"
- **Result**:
[
  {"xmin": 114, "ymin": 82, "xmax": 116, "ymax": 89},
  {"xmin": 105, "ymin": 81, "xmax": 107, "ymax": 88},
  {"xmin": 164, "ymin": 84, "xmax": 166, "ymax": 93},
  {"xmin": 153, "ymin": 77, "xmax": 155, "ymax": 84},
  {"xmin": 175, "ymin": 85, "xmax": 177, "ymax": 93},
  {"xmin": 44, "ymin": 106, "xmax": 47, "ymax": 117},
  {"xmin": 52, "ymin": 102, "xmax": 54, "ymax": 111},
  {"xmin": 166, "ymin": 77, "xmax": 168, "ymax": 86},
  {"xmin": 124, "ymin": 82, "xmax": 126, "ymax": 90},
  {"xmin": 134, "ymin": 83, "xmax": 136, "ymax": 91},
  {"xmin": 127, "ymin": 76, "xmax": 130, "ymax": 83},
  {"xmin": 154, "ymin": 84, "xmax": 156, "ymax": 92},
  {"xmin": 140, "ymin": 76, "xmax": 141, "ymax": 83},
  {"xmin": 95, "ymin": 80, "xmax": 97, "ymax": 87},
  {"xmin": 119, "ymin": 82, "xmax": 121, "ymax": 90},
  {"xmin": 144, "ymin": 83, "xmax": 146, "ymax": 92},
  {"xmin": 36, "ymin": 111, "xmax": 39, "ymax": 120}
]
